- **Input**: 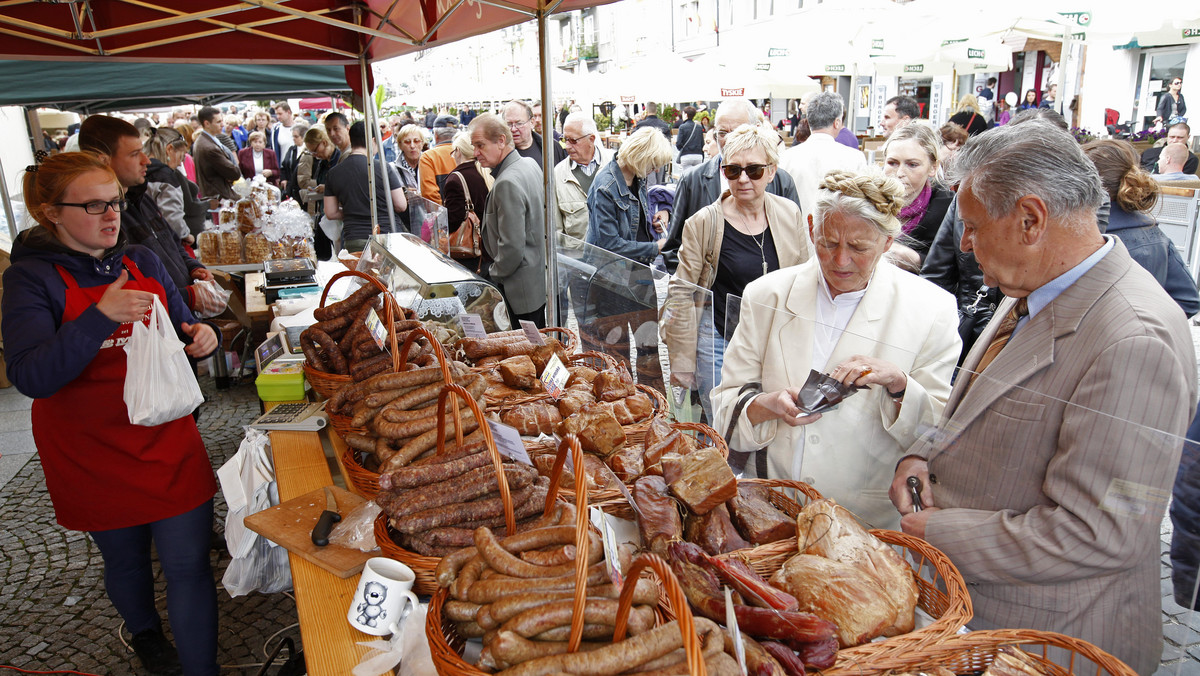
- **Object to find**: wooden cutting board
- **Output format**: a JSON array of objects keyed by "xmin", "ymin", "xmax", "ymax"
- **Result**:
[{"xmin": 244, "ymin": 485, "xmax": 374, "ymax": 578}]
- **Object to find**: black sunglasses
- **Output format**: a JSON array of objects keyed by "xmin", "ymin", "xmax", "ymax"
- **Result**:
[
  {"xmin": 56, "ymin": 199, "xmax": 128, "ymax": 215},
  {"xmin": 722, "ymin": 163, "xmax": 768, "ymax": 180}
]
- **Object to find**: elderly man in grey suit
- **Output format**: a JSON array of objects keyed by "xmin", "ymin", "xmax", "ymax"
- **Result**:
[
  {"xmin": 470, "ymin": 113, "xmax": 547, "ymax": 327},
  {"xmin": 889, "ymin": 120, "xmax": 1196, "ymax": 675}
]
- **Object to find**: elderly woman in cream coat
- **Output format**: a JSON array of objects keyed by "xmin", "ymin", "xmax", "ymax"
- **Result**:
[
  {"xmin": 712, "ymin": 169, "xmax": 960, "ymax": 529},
  {"xmin": 663, "ymin": 123, "xmax": 810, "ymax": 422}
]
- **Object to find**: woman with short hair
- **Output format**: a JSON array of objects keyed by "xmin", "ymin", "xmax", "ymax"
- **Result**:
[
  {"xmin": 393, "ymin": 123, "xmax": 425, "ymax": 191},
  {"xmin": 144, "ymin": 128, "xmax": 209, "ymax": 243},
  {"xmin": 237, "ymin": 130, "xmax": 280, "ymax": 185},
  {"xmin": 663, "ymin": 123, "xmax": 810, "ymax": 420},
  {"xmin": 713, "ymin": 168, "xmax": 960, "ymax": 528}
]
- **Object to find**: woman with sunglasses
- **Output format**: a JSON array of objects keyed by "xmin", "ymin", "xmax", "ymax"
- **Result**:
[
  {"xmin": 3, "ymin": 152, "xmax": 220, "ymax": 675},
  {"xmin": 1156, "ymin": 77, "xmax": 1186, "ymax": 127},
  {"xmin": 711, "ymin": 169, "xmax": 959, "ymax": 529},
  {"xmin": 663, "ymin": 123, "xmax": 810, "ymax": 422}
]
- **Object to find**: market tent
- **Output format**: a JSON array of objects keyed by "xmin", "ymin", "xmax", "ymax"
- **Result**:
[
  {"xmin": 298, "ymin": 96, "xmax": 352, "ymax": 110},
  {"xmin": 0, "ymin": 61, "xmax": 351, "ymax": 113}
]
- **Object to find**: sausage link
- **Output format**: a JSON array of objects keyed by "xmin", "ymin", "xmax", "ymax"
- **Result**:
[
  {"xmin": 450, "ymin": 557, "xmax": 485, "ymax": 601},
  {"xmin": 343, "ymin": 434, "xmax": 376, "ymax": 453},
  {"xmin": 501, "ymin": 600, "xmax": 654, "ymax": 639},
  {"xmin": 311, "ymin": 312, "xmax": 352, "ymax": 340},
  {"xmin": 497, "ymin": 617, "xmax": 720, "ymax": 676},
  {"xmin": 531, "ymin": 623, "xmax": 625, "ymax": 642},
  {"xmin": 380, "ymin": 376, "xmax": 487, "ymax": 423},
  {"xmin": 351, "ymin": 358, "xmax": 393, "ymax": 382},
  {"xmin": 378, "ymin": 443, "xmax": 488, "ymax": 490},
  {"xmin": 486, "ymin": 633, "xmax": 607, "ymax": 672},
  {"xmin": 387, "ymin": 416, "xmax": 481, "ymax": 467},
  {"xmin": 350, "ymin": 402, "xmax": 384, "ymax": 429},
  {"xmin": 390, "ymin": 480, "xmax": 533, "ymax": 534},
  {"xmin": 382, "ymin": 464, "xmax": 538, "ymax": 519},
  {"xmin": 487, "ymin": 579, "xmax": 659, "ymax": 626},
  {"xmin": 303, "ymin": 327, "xmax": 347, "ymax": 374},
  {"xmin": 443, "ymin": 600, "xmax": 482, "ymax": 623},
  {"xmin": 454, "ymin": 620, "xmax": 485, "ymax": 639},
  {"xmin": 465, "ymin": 561, "xmax": 609, "ymax": 604},
  {"xmin": 519, "ymin": 546, "xmax": 575, "ymax": 567},
  {"xmin": 372, "ymin": 404, "xmax": 476, "ymax": 440},
  {"xmin": 340, "ymin": 298, "xmax": 380, "ymax": 356},
  {"xmin": 474, "ymin": 526, "xmax": 602, "ymax": 579},
  {"xmin": 313, "ymin": 283, "xmax": 379, "ymax": 321}
]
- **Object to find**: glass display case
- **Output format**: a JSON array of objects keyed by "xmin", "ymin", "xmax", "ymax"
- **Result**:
[{"xmin": 356, "ymin": 232, "xmax": 510, "ymax": 333}]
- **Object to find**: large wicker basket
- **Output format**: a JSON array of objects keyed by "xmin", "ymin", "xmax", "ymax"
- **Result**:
[
  {"xmin": 827, "ymin": 628, "xmax": 1137, "ymax": 676},
  {"xmin": 303, "ymin": 270, "xmax": 401, "ymax": 398},
  {"xmin": 428, "ymin": 436, "xmax": 709, "ymax": 675},
  {"xmin": 374, "ymin": 382, "xmax": 552, "ymax": 596}
]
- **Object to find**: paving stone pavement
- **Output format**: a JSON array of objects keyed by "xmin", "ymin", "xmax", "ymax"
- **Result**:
[{"xmin": 0, "ymin": 377, "xmax": 304, "ymax": 675}]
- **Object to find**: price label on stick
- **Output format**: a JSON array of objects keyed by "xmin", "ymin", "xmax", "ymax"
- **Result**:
[
  {"xmin": 520, "ymin": 320, "xmax": 545, "ymax": 345},
  {"xmin": 590, "ymin": 507, "xmax": 624, "ymax": 588},
  {"xmin": 540, "ymin": 354, "xmax": 570, "ymax": 399},
  {"xmin": 485, "ymin": 419, "xmax": 532, "ymax": 466},
  {"xmin": 457, "ymin": 313, "xmax": 487, "ymax": 339},
  {"xmin": 725, "ymin": 587, "xmax": 748, "ymax": 676},
  {"xmin": 365, "ymin": 307, "xmax": 389, "ymax": 352}
]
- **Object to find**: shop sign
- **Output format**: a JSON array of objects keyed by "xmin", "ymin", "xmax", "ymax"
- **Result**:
[
  {"xmin": 620, "ymin": 95, "xmax": 636, "ymax": 103},
  {"xmin": 755, "ymin": 63, "xmax": 771, "ymax": 71},
  {"xmin": 872, "ymin": 39, "xmax": 885, "ymax": 51},
  {"xmin": 768, "ymin": 47, "xmax": 788, "ymax": 57},
  {"xmin": 904, "ymin": 65, "xmax": 924, "ymax": 73},
  {"xmin": 721, "ymin": 87, "xmax": 745, "ymax": 96},
  {"xmin": 1058, "ymin": 11, "xmax": 1091, "ymax": 26},
  {"xmin": 1184, "ymin": 28, "xmax": 1200, "ymax": 39},
  {"xmin": 968, "ymin": 48, "xmax": 985, "ymax": 59},
  {"xmin": 974, "ymin": 63, "xmax": 990, "ymax": 70},
  {"xmin": 941, "ymin": 38, "xmax": 967, "ymax": 47},
  {"xmin": 826, "ymin": 64, "xmax": 846, "ymax": 73}
]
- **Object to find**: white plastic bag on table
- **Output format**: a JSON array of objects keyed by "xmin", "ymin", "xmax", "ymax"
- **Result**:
[
  {"xmin": 353, "ymin": 602, "xmax": 434, "ymax": 676},
  {"xmin": 218, "ymin": 429, "xmax": 293, "ymax": 596},
  {"xmin": 190, "ymin": 279, "xmax": 231, "ymax": 318},
  {"xmin": 122, "ymin": 296, "xmax": 204, "ymax": 426}
]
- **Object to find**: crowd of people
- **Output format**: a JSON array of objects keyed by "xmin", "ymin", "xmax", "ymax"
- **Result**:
[{"xmin": 8, "ymin": 73, "xmax": 1200, "ymax": 675}]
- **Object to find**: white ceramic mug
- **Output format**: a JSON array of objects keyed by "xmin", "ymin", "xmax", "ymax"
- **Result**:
[{"xmin": 347, "ymin": 558, "xmax": 420, "ymax": 636}]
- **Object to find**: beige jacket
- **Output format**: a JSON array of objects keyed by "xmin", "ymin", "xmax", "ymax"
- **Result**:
[
  {"xmin": 552, "ymin": 147, "xmax": 613, "ymax": 249},
  {"xmin": 662, "ymin": 192, "xmax": 811, "ymax": 374}
]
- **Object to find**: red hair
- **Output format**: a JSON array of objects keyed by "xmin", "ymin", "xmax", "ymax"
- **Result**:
[{"xmin": 22, "ymin": 152, "xmax": 119, "ymax": 232}]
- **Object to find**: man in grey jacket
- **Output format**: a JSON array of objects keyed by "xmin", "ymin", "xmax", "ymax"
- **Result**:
[
  {"xmin": 470, "ymin": 113, "xmax": 547, "ymax": 327},
  {"xmin": 662, "ymin": 98, "xmax": 800, "ymax": 271}
]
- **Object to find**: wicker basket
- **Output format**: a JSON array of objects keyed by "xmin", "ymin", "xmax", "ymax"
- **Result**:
[
  {"xmin": 303, "ymin": 270, "xmax": 398, "ymax": 399},
  {"xmin": 342, "ymin": 446, "xmax": 381, "ymax": 499},
  {"xmin": 722, "ymin": 523, "xmax": 972, "ymax": 674},
  {"xmin": 428, "ymin": 442, "xmax": 709, "ymax": 676},
  {"xmin": 374, "ymin": 382, "xmax": 542, "ymax": 596},
  {"xmin": 539, "ymin": 326, "xmax": 578, "ymax": 353},
  {"xmin": 570, "ymin": 351, "xmax": 619, "ymax": 371},
  {"xmin": 828, "ymin": 628, "xmax": 1137, "ymax": 676}
]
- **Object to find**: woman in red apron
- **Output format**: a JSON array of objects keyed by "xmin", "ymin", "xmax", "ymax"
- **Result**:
[{"xmin": 3, "ymin": 153, "xmax": 220, "ymax": 676}]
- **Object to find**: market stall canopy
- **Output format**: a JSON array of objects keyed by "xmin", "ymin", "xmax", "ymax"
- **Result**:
[
  {"xmin": 0, "ymin": 60, "xmax": 350, "ymax": 113},
  {"xmin": 0, "ymin": 0, "xmax": 619, "ymax": 69},
  {"xmin": 298, "ymin": 95, "xmax": 352, "ymax": 110}
]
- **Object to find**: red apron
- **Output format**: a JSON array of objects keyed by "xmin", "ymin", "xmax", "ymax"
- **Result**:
[{"xmin": 31, "ymin": 256, "xmax": 216, "ymax": 532}]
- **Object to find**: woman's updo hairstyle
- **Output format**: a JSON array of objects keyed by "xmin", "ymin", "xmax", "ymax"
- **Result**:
[
  {"xmin": 1081, "ymin": 138, "xmax": 1159, "ymax": 214},
  {"xmin": 814, "ymin": 168, "xmax": 906, "ymax": 239},
  {"xmin": 22, "ymin": 152, "xmax": 118, "ymax": 232},
  {"xmin": 143, "ymin": 126, "xmax": 186, "ymax": 163}
]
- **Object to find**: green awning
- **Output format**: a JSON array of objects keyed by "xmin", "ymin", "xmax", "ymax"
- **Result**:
[{"xmin": 0, "ymin": 61, "xmax": 352, "ymax": 113}]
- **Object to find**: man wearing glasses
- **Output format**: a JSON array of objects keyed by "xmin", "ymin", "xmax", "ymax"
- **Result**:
[
  {"xmin": 553, "ymin": 111, "xmax": 614, "ymax": 320},
  {"xmin": 503, "ymin": 100, "xmax": 567, "ymax": 172},
  {"xmin": 661, "ymin": 98, "xmax": 800, "ymax": 272}
]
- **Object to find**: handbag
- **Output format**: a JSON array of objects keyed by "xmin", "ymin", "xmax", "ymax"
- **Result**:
[
  {"xmin": 724, "ymin": 381, "xmax": 769, "ymax": 477},
  {"xmin": 446, "ymin": 171, "xmax": 482, "ymax": 260},
  {"xmin": 123, "ymin": 295, "xmax": 205, "ymax": 426}
]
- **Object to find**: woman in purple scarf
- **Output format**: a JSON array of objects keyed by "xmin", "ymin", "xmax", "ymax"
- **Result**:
[{"xmin": 882, "ymin": 121, "xmax": 953, "ymax": 266}]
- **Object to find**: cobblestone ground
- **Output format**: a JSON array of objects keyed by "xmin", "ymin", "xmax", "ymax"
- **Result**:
[{"xmin": 0, "ymin": 377, "xmax": 304, "ymax": 675}]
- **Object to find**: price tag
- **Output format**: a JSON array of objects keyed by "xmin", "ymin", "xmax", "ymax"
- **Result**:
[
  {"xmin": 540, "ymin": 354, "xmax": 570, "ymax": 399},
  {"xmin": 486, "ymin": 419, "xmax": 532, "ymax": 465},
  {"xmin": 725, "ymin": 587, "xmax": 748, "ymax": 676},
  {"xmin": 365, "ymin": 307, "xmax": 389, "ymax": 352},
  {"xmin": 520, "ymin": 320, "xmax": 545, "ymax": 345},
  {"xmin": 457, "ymin": 313, "xmax": 487, "ymax": 339},
  {"xmin": 590, "ymin": 507, "xmax": 624, "ymax": 588}
]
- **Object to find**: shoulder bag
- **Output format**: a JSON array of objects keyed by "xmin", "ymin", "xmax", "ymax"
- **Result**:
[
  {"xmin": 447, "ymin": 171, "xmax": 482, "ymax": 260},
  {"xmin": 724, "ymin": 381, "xmax": 769, "ymax": 477}
]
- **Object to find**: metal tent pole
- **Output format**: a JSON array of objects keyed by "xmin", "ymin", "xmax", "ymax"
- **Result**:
[
  {"xmin": 363, "ymin": 55, "xmax": 396, "ymax": 236},
  {"xmin": 538, "ymin": 3, "xmax": 560, "ymax": 327},
  {"xmin": 0, "ymin": 154, "xmax": 17, "ymax": 242}
]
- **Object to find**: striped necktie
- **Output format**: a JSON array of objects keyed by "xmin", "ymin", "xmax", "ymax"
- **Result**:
[{"xmin": 969, "ymin": 296, "xmax": 1029, "ymax": 387}]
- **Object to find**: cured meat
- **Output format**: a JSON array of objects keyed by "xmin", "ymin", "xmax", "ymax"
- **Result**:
[
  {"xmin": 499, "ymin": 355, "xmax": 539, "ymax": 389},
  {"xmin": 729, "ymin": 483, "xmax": 795, "ymax": 545},
  {"xmin": 633, "ymin": 476, "xmax": 682, "ymax": 556},
  {"xmin": 610, "ymin": 391, "xmax": 653, "ymax": 425},
  {"xmin": 557, "ymin": 406, "xmax": 626, "ymax": 457},
  {"xmin": 770, "ymin": 553, "xmax": 897, "ymax": 648},
  {"xmin": 606, "ymin": 444, "xmax": 644, "ymax": 482},
  {"xmin": 667, "ymin": 447, "xmax": 737, "ymax": 515},
  {"xmin": 500, "ymin": 402, "xmax": 562, "ymax": 437},
  {"xmin": 684, "ymin": 503, "xmax": 750, "ymax": 555},
  {"xmin": 593, "ymin": 365, "xmax": 635, "ymax": 402}
]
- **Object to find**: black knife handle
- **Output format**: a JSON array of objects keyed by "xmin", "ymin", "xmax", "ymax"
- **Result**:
[
  {"xmin": 907, "ymin": 476, "xmax": 924, "ymax": 513},
  {"xmin": 311, "ymin": 510, "xmax": 342, "ymax": 547}
]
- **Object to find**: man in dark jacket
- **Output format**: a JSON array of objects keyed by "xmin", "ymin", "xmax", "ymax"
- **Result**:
[
  {"xmin": 503, "ymin": 100, "xmax": 566, "ymax": 172},
  {"xmin": 1140, "ymin": 123, "xmax": 1199, "ymax": 175},
  {"xmin": 80, "ymin": 115, "xmax": 215, "ymax": 313},
  {"xmin": 632, "ymin": 102, "xmax": 672, "ymax": 140},
  {"xmin": 662, "ymin": 99, "xmax": 800, "ymax": 271}
]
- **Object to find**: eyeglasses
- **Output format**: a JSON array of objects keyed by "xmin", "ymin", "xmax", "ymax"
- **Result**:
[
  {"xmin": 562, "ymin": 134, "xmax": 590, "ymax": 146},
  {"xmin": 714, "ymin": 129, "xmax": 735, "ymax": 140},
  {"xmin": 722, "ymin": 163, "xmax": 769, "ymax": 181},
  {"xmin": 507, "ymin": 119, "xmax": 530, "ymax": 130},
  {"xmin": 55, "ymin": 199, "xmax": 127, "ymax": 215}
]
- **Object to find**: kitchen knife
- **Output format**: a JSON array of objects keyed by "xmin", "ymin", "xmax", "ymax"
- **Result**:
[{"xmin": 311, "ymin": 486, "xmax": 341, "ymax": 547}]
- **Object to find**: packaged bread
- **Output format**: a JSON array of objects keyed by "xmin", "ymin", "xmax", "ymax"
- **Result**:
[
  {"xmin": 218, "ymin": 204, "xmax": 237, "ymax": 229},
  {"xmin": 243, "ymin": 232, "xmax": 271, "ymax": 264},
  {"xmin": 290, "ymin": 237, "xmax": 315, "ymax": 260},
  {"xmin": 197, "ymin": 231, "xmax": 221, "ymax": 265},
  {"xmin": 235, "ymin": 199, "xmax": 260, "ymax": 234},
  {"xmin": 219, "ymin": 230, "xmax": 242, "ymax": 265}
]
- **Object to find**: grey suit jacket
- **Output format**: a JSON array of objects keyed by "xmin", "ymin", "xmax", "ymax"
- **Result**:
[
  {"xmin": 916, "ymin": 238, "xmax": 1197, "ymax": 675},
  {"xmin": 193, "ymin": 132, "xmax": 241, "ymax": 201},
  {"xmin": 483, "ymin": 150, "xmax": 546, "ymax": 315}
]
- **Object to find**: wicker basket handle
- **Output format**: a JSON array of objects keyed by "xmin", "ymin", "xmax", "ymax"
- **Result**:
[
  {"xmin": 434, "ymin": 383, "xmax": 514, "ymax": 535},
  {"xmin": 318, "ymin": 269, "xmax": 389, "ymax": 308},
  {"xmin": 613, "ymin": 554, "xmax": 706, "ymax": 676},
  {"xmin": 542, "ymin": 435, "xmax": 593, "ymax": 652},
  {"xmin": 405, "ymin": 326, "xmax": 462, "ymax": 444}
]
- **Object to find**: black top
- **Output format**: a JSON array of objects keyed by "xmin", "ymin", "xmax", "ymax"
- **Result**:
[
  {"xmin": 515, "ymin": 132, "xmax": 568, "ymax": 171},
  {"xmin": 442, "ymin": 161, "xmax": 490, "ymax": 233},
  {"xmin": 676, "ymin": 120, "xmax": 704, "ymax": 155},
  {"xmin": 325, "ymin": 154, "xmax": 403, "ymax": 242},
  {"xmin": 949, "ymin": 111, "xmax": 990, "ymax": 136},
  {"xmin": 712, "ymin": 220, "xmax": 779, "ymax": 339}
]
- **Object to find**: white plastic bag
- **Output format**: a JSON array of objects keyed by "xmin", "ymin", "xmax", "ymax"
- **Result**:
[
  {"xmin": 219, "ymin": 429, "xmax": 293, "ymax": 597},
  {"xmin": 123, "ymin": 296, "xmax": 204, "ymax": 426},
  {"xmin": 191, "ymin": 279, "xmax": 231, "ymax": 318}
]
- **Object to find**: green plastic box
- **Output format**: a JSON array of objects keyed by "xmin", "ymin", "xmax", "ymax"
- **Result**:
[{"xmin": 255, "ymin": 360, "xmax": 307, "ymax": 401}]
